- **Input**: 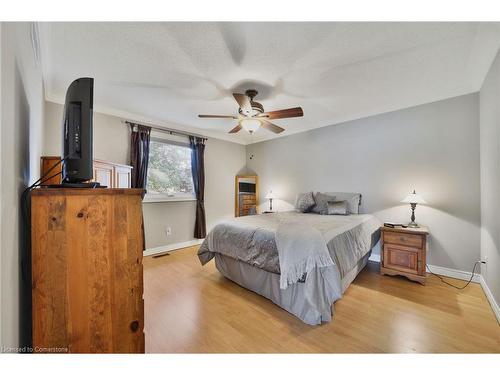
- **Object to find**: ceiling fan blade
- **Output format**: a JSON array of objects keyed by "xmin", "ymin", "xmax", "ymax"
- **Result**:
[
  {"xmin": 198, "ymin": 114, "xmax": 238, "ymax": 119},
  {"xmin": 228, "ymin": 124, "xmax": 242, "ymax": 133},
  {"xmin": 233, "ymin": 93, "xmax": 253, "ymax": 115},
  {"xmin": 261, "ymin": 119, "xmax": 285, "ymax": 134},
  {"xmin": 260, "ymin": 107, "xmax": 303, "ymax": 120}
]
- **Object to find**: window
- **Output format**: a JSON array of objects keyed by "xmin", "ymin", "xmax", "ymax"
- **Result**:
[{"xmin": 146, "ymin": 138, "xmax": 194, "ymax": 201}]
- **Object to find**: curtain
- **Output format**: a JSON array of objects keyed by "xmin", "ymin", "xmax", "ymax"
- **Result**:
[
  {"xmin": 130, "ymin": 123, "xmax": 151, "ymax": 251},
  {"xmin": 130, "ymin": 123, "xmax": 152, "ymax": 191},
  {"xmin": 189, "ymin": 136, "xmax": 207, "ymax": 238}
]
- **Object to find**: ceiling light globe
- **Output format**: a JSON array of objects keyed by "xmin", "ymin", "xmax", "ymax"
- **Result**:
[{"xmin": 240, "ymin": 118, "xmax": 261, "ymax": 133}]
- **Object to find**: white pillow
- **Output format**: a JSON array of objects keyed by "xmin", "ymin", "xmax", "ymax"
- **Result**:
[{"xmin": 324, "ymin": 192, "xmax": 362, "ymax": 214}]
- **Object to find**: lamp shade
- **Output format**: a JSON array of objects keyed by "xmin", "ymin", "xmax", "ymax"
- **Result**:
[
  {"xmin": 265, "ymin": 191, "xmax": 275, "ymax": 200},
  {"xmin": 401, "ymin": 190, "xmax": 426, "ymax": 204}
]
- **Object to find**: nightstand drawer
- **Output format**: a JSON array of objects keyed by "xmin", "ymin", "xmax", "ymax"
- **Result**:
[
  {"xmin": 383, "ymin": 231, "xmax": 423, "ymax": 248},
  {"xmin": 383, "ymin": 244, "xmax": 422, "ymax": 274}
]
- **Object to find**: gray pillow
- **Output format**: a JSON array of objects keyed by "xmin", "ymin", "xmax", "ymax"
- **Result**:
[
  {"xmin": 295, "ymin": 191, "xmax": 316, "ymax": 213},
  {"xmin": 324, "ymin": 192, "xmax": 361, "ymax": 214},
  {"xmin": 312, "ymin": 192, "xmax": 336, "ymax": 215},
  {"xmin": 327, "ymin": 200, "xmax": 349, "ymax": 215}
]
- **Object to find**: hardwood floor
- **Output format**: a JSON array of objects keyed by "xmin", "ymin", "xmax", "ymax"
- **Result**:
[{"xmin": 143, "ymin": 246, "xmax": 500, "ymax": 353}]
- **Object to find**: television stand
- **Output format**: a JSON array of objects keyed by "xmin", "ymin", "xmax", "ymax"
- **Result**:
[{"xmin": 44, "ymin": 182, "xmax": 105, "ymax": 188}]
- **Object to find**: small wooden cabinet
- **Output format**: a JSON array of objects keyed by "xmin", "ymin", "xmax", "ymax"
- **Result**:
[
  {"xmin": 380, "ymin": 226, "xmax": 429, "ymax": 285},
  {"xmin": 31, "ymin": 188, "xmax": 145, "ymax": 353},
  {"xmin": 40, "ymin": 156, "xmax": 65, "ymax": 185}
]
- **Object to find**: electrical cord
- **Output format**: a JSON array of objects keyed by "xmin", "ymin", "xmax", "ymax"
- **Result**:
[
  {"xmin": 28, "ymin": 154, "xmax": 71, "ymax": 190},
  {"xmin": 36, "ymin": 171, "xmax": 63, "ymax": 187},
  {"xmin": 21, "ymin": 154, "xmax": 70, "ymax": 226},
  {"xmin": 426, "ymin": 261, "xmax": 483, "ymax": 290},
  {"xmin": 20, "ymin": 155, "xmax": 69, "ymax": 287}
]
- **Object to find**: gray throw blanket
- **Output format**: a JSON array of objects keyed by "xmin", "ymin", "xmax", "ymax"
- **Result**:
[
  {"xmin": 275, "ymin": 222, "xmax": 333, "ymax": 289},
  {"xmin": 198, "ymin": 212, "xmax": 380, "ymax": 284}
]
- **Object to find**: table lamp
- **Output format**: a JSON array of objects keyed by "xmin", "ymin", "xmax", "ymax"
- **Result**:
[
  {"xmin": 401, "ymin": 190, "xmax": 426, "ymax": 228},
  {"xmin": 265, "ymin": 190, "xmax": 275, "ymax": 212}
]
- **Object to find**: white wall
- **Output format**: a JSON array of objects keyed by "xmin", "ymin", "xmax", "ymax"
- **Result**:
[
  {"xmin": 43, "ymin": 102, "xmax": 247, "ymax": 250},
  {"xmin": 0, "ymin": 23, "xmax": 46, "ymax": 348},
  {"xmin": 247, "ymin": 94, "xmax": 481, "ymax": 272},
  {"xmin": 0, "ymin": 22, "xmax": 3, "ymax": 348},
  {"xmin": 479, "ymin": 48, "xmax": 500, "ymax": 310},
  {"xmin": 144, "ymin": 137, "xmax": 247, "ymax": 248}
]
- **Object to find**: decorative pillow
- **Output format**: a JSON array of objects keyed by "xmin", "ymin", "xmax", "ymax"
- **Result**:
[
  {"xmin": 312, "ymin": 192, "xmax": 336, "ymax": 215},
  {"xmin": 324, "ymin": 192, "xmax": 362, "ymax": 214},
  {"xmin": 327, "ymin": 200, "xmax": 349, "ymax": 215},
  {"xmin": 295, "ymin": 191, "xmax": 316, "ymax": 213}
]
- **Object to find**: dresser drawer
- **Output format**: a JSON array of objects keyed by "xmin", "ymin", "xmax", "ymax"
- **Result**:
[{"xmin": 383, "ymin": 231, "xmax": 423, "ymax": 248}]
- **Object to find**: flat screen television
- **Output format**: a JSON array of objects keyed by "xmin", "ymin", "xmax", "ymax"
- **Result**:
[
  {"xmin": 239, "ymin": 182, "xmax": 256, "ymax": 194},
  {"xmin": 62, "ymin": 77, "xmax": 94, "ymax": 183}
]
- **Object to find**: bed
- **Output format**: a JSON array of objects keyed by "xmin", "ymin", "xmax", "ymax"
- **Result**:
[{"xmin": 198, "ymin": 211, "xmax": 381, "ymax": 325}]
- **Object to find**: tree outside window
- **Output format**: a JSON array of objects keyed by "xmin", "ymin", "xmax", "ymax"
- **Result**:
[{"xmin": 146, "ymin": 139, "xmax": 194, "ymax": 199}]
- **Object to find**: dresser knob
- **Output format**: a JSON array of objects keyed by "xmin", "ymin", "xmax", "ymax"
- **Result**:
[{"xmin": 400, "ymin": 236, "xmax": 406, "ymax": 242}]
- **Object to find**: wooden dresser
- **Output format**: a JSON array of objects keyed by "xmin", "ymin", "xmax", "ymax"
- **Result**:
[
  {"xmin": 235, "ymin": 175, "xmax": 259, "ymax": 217},
  {"xmin": 238, "ymin": 193, "xmax": 257, "ymax": 216},
  {"xmin": 380, "ymin": 226, "xmax": 429, "ymax": 285},
  {"xmin": 40, "ymin": 156, "xmax": 132, "ymax": 188},
  {"xmin": 31, "ymin": 188, "xmax": 145, "ymax": 353}
]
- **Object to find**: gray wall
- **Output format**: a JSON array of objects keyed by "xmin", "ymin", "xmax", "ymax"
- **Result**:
[
  {"xmin": 1, "ymin": 23, "xmax": 46, "ymax": 348},
  {"xmin": 43, "ymin": 102, "xmax": 247, "ymax": 249},
  {"xmin": 480, "ymin": 49, "xmax": 500, "ymax": 310},
  {"xmin": 247, "ymin": 94, "xmax": 481, "ymax": 272}
]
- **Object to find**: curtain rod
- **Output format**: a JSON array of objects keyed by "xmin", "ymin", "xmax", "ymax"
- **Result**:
[{"xmin": 124, "ymin": 120, "xmax": 208, "ymax": 141}]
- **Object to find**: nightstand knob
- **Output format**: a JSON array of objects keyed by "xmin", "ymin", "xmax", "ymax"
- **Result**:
[{"xmin": 400, "ymin": 236, "xmax": 406, "ymax": 242}]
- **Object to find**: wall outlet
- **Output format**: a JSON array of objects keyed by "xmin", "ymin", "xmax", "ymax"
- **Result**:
[
  {"xmin": 166, "ymin": 227, "xmax": 172, "ymax": 236},
  {"xmin": 481, "ymin": 256, "xmax": 487, "ymax": 278}
]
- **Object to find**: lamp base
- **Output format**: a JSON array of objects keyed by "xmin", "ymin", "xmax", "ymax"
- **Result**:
[{"xmin": 407, "ymin": 203, "xmax": 419, "ymax": 228}]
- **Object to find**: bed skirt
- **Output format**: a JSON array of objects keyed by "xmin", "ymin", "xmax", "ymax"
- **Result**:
[{"xmin": 214, "ymin": 250, "xmax": 372, "ymax": 325}]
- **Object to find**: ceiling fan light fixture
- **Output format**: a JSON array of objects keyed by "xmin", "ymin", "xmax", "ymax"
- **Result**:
[
  {"xmin": 240, "ymin": 118, "xmax": 261, "ymax": 133},
  {"xmin": 198, "ymin": 89, "xmax": 303, "ymax": 135}
]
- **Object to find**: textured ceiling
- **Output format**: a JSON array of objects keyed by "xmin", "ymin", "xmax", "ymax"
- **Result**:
[{"xmin": 39, "ymin": 22, "xmax": 500, "ymax": 144}]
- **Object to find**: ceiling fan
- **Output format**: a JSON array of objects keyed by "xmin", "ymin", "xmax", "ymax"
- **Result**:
[{"xmin": 198, "ymin": 89, "xmax": 303, "ymax": 134}]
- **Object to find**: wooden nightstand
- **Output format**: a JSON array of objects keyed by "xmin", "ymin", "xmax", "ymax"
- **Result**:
[{"xmin": 380, "ymin": 226, "xmax": 429, "ymax": 285}]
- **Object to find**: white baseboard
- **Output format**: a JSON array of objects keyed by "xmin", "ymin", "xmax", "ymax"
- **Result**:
[
  {"xmin": 479, "ymin": 276, "xmax": 500, "ymax": 324},
  {"xmin": 144, "ymin": 239, "xmax": 203, "ymax": 257},
  {"xmin": 369, "ymin": 254, "xmax": 480, "ymax": 283},
  {"xmin": 426, "ymin": 264, "xmax": 481, "ymax": 283}
]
